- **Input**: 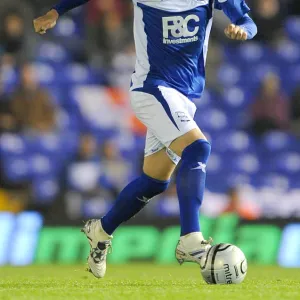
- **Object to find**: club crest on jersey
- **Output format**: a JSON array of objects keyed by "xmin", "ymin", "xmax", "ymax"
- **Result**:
[{"xmin": 162, "ymin": 15, "xmax": 200, "ymax": 45}]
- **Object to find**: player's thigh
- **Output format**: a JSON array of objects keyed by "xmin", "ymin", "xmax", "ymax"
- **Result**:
[
  {"xmin": 169, "ymin": 127, "xmax": 207, "ymax": 157},
  {"xmin": 143, "ymin": 148, "xmax": 176, "ymax": 181},
  {"xmin": 142, "ymin": 130, "xmax": 175, "ymax": 181},
  {"xmin": 131, "ymin": 85, "xmax": 200, "ymax": 148}
]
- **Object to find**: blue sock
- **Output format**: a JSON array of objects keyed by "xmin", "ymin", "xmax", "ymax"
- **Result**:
[
  {"xmin": 176, "ymin": 139, "xmax": 211, "ymax": 236},
  {"xmin": 102, "ymin": 173, "xmax": 170, "ymax": 235}
]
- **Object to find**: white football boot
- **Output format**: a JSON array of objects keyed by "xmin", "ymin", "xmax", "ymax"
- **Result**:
[
  {"xmin": 175, "ymin": 232, "xmax": 213, "ymax": 265},
  {"xmin": 81, "ymin": 219, "xmax": 112, "ymax": 278}
]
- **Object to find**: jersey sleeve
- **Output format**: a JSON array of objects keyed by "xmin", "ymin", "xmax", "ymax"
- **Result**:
[
  {"xmin": 214, "ymin": 0, "xmax": 250, "ymax": 23},
  {"xmin": 53, "ymin": 0, "xmax": 90, "ymax": 16}
]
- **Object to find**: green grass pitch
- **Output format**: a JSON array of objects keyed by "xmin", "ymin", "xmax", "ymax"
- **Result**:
[{"xmin": 0, "ymin": 264, "xmax": 299, "ymax": 300}]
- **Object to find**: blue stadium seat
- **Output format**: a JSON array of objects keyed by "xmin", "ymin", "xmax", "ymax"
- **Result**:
[
  {"xmin": 213, "ymin": 131, "xmax": 256, "ymax": 153},
  {"xmin": 206, "ymin": 175, "xmax": 225, "ymax": 192},
  {"xmin": 63, "ymin": 64, "xmax": 93, "ymax": 84},
  {"xmin": 222, "ymin": 87, "xmax": 250, "ymax": 110},
  {"xmin": 226, "ymin": 172, "xmax": 251, "ymax": 187},
  {"xmin": 285, "ymin": 17, "xmax": 300, "ymax": 42},
  {"xmin": 29, "ymin": 154, "xmax": 61, "ymax": 177},
  {"xmin": 217, "ymin": 63, "xmax": 242, "ymax": 86},
  {"xmin": 0, "ymin": 134, "xmax": 26, "ymax": 156},
  {"xmin": 261, "ymin": 131, "xmax": 300, "ymax": 153},
  {"xmin": 276, "ymin": 41, "xmax": 300, "ymax": 64},
  {"xmin": 274, "ymin": 152, "xmax": 300, "ymax": 174},
  {"xmin": 1, "ymin": 65, "xmax": 18, "ymax": 91},
  {"xmin": 2, "ymin": 157, "xmax": 29, "ymax": 183},
  {"xmin": 52, "ymin": 17, "xmax": 78, "ymax": 38},
  {"xmin": 207, "ymin": 153, "xmax": 222, "ymax": 174},
  {"xmin": 82, "ymin": 199, "xmax": 110, "ymax": 218},
  {"xmin": 236, "ymin": 42, "xmax": 269, "ymax": 64},
  {"xmin": 25, "ymin": 134, "xmax": 61, "ymax": 156},
  {"xmin": 37, "ymin": 42, "xmax": 70, "ymax": 64},
  {"xmin": 255, "ymin": 173, "xmax": 290, "ymax": 190},
  {"xmin": 249, "ymin": 63, "xmax": 280, "ymax": 86},
  {"xmin": 286, "ymin": 64, "xmax": 300, "ymax": 91},
  {"xmin": 32, "ymin": 177, "xmax": 59, "ymax": 203},
  {"xmin": 230, "ymin": 153, "xmax": 260, "ymax": 175},
  {"xmin": 32, "ymin": 63, "xmax": 56, "ymax": 85},
  {"xmin": 195, "ymin": 108, "xmax": 229, "ymax": 132}
]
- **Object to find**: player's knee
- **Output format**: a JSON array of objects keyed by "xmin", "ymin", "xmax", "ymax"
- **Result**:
[
  {"xmin": 141, "ymin": 172, "xmax": 170, "ymax": 199},
  {"xmin": 182, "ymin": 139, "xmax": 211, "ymax": 163}
]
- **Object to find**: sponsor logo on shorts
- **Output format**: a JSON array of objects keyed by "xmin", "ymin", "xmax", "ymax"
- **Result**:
[{"xmin": 175, "ymin": 111, "xmax": 191, "ymax": 122}]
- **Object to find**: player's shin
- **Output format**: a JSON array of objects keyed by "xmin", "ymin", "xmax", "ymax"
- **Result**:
[
  {"xmin": 101, "ymin": 173, "xmax": 170, "ymax": 235},
  {"xmin": 176, "ymin": 139, "xmax": 211, "ymax": 236}
]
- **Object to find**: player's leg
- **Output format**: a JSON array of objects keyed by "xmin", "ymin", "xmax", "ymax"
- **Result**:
[
  {"xmin": 81, "ymin": 133, "xmax": 175, "ymax": 278},
  {"xmin": 101, "ymin": 150, "xmax": 173, "ymax": 235},
  {"xmin": 130, "ymin": 86, "xmax": 212, "ymax": 263},
  {"xmin": 170, "ymin": 127, "xmax": 210, "ymax": 236},
  {"xmin": 169, "ymin": 128, "xmax": 213, "ymax": 264}
]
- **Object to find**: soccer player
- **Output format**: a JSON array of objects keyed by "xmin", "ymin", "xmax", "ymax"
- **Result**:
[{"xmin": 34, "ymin": 0, "xmax": 257, "ymax": 278}]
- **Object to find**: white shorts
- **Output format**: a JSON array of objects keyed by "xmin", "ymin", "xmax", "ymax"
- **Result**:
[{"xmin": 130, "ymin": 85, "xmax": 198, "ymax": 158}]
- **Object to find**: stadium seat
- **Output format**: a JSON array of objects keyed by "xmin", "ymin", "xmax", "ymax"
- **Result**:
[
  {"xmin": 195, "ymin": 108, "xmax": 229, "ymax": 132},
  {"xmin": 32, "ymin": 177, "xmax": 59, "ymax": 203},
  {"xmin": 285, "ymin": 17, "xmax": 300, "ymax": 42},
  {"xmin": 206, "ymin": 153, "xmax": 222, "ymax": 175},
  {"xmin": 249, "ymin": 63, "xmax": 280, "ymax": 85},
  {"xmin": 2, "ymin": 157, "xmax": 29, "ymax": 183},
  {"xmin": 287, "ymin": 64, "xmax": 300, "ymax": 90},
  {"xmin": 226, "ymin": 172, "xmax": 251, "ymax": 187},
  {"xmin": 222, "ymin": 87, "xmax": 248, "ymax": 110},
  {"xmin": 231, "ymin": 153, "xmax": 260, "ymax": 175},
  {"xmin": 206, "ymin": 174, "xmax": 230, "ymax": 192},
  {"xmin": 276, "ymin": 41, "xmax": 300, "ymax": 64},
  {"xmin": 1, "ymin": 64, "xmax": 18, "ymax": 91},
  {"xmin": 25, "ymin": 134, "xmax": 61, "ymax": 156},
  {"xmin": 52, "ymin": 17, "xmax": 78, "ymax": 38},
  {"xmin": 237, "ymin": 42, "xmax": 269, "ymax": 64},
  {"xmin": 255, "ymin": 173, "xmax": 290, "ymax": 190},
  {"xmin": 63, "ymin": 64, "xmax": 92, "ymax": 84},
  {"xmin": 261, "ymin": 131, "xmax": 300, "ymax": 153},
  {"xmin": 82, "ymin": 198, "xmax": 110, "ymax": 218},
  {"xmin": 37, "ymin": 42, "xmax": 70, "ymax": 64},
  {"xmin": 29, "ymin": 154, "xmax": 61, "ymax": 177},
  {"xmin": 274, "ymin": 152, "xmax": 300, "ymax": 174},
  {"xmin": 0, "ymin": 134, "xmax": 26, "ymax": 156},
  {"xmin": 213, "ymin": 130, "xmax": 256, "ymax": 153},
  {"xmin": 32, "ymin": 63, "xmax": 56, "ymax": 85},
  {"xmin": 217, "ymin": 63, "xmax": 242, "ymax": 86}
]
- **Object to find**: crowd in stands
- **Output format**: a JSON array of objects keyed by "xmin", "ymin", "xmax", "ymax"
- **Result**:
[{"xmin": 1, "ymin": 0, "xmax": 300, "ymax": 221}]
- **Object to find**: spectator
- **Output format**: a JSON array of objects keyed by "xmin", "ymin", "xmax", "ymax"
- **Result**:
[
  {"xmin": 0, "ymin": 80, "xmax": 17, "ymax": 134},
  {"xmin": 289, "ymin": 86, "xmax": 300, "ymax": 137},
  {"xmin": 87, "ymin": 0, "xmax": 133, "ymax": 67},
  {"xmin": 222, "ymin": 187, "xmax": 259, "ymax": 220},
  {"xmin": 10, "ymin": 63, "xmax": 57, "ymax": 133},
  {"xmin": 288, "ymin": 0, "xmax": 300, "ymax": 16},
  {"xmin": 249, "ymin": 73, "xmax": 289, "ymax": 136},
  {"xmin": 0, "ymin": 9, "xmax": 35, "ymax": 65},
  {"xmin": 100, "ymin": 139, "xmax": 132, "ymax": 193},
  {"xmin": 157, "ymin": 182, "xmax": 179, "ymax": 216},
  {"xmin": 65, "ymin": 134, "xmax": 113, "ymax": 218},
  {"xmin": 251, "ymin": 0, "xmax": 286, "ymax": 45}
]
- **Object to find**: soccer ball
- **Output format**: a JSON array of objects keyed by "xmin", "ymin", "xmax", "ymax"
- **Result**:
[{"xmin": 200, "ymin": 243, "xmax": 247, "ymax": 284}]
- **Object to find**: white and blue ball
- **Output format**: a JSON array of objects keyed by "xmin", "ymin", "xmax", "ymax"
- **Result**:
[{"xmin": 200, "ymin": 243, "xmax": 247, "ymax": 284}]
